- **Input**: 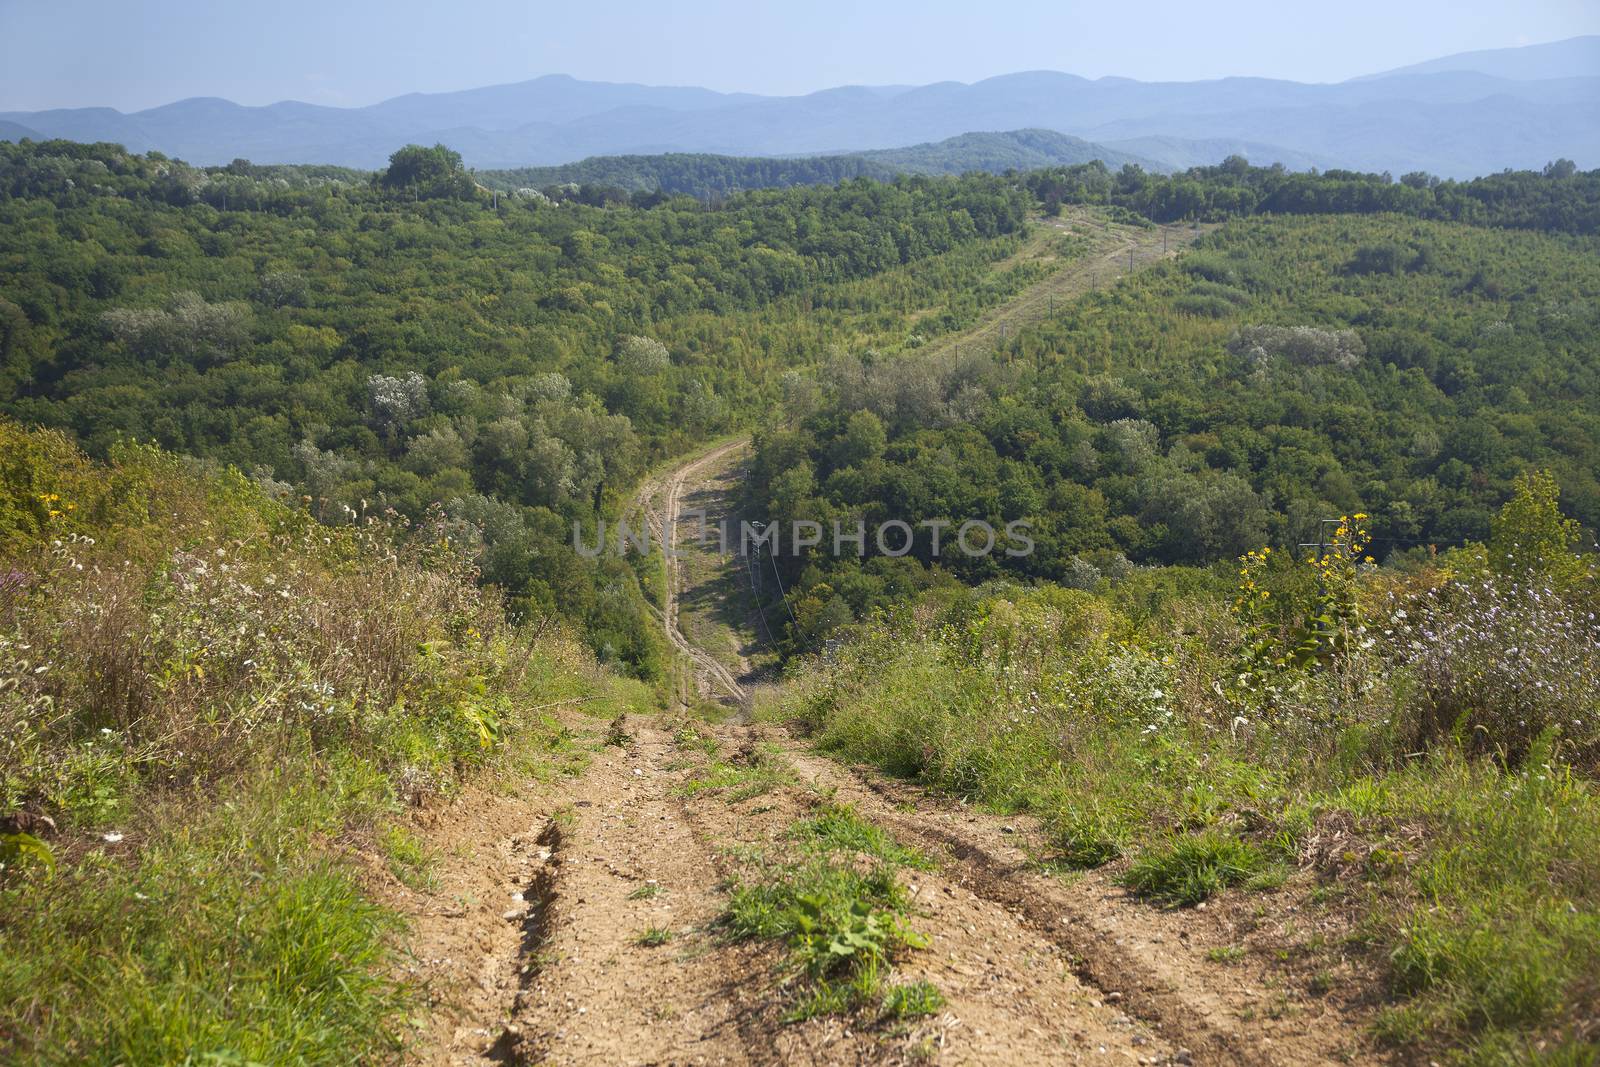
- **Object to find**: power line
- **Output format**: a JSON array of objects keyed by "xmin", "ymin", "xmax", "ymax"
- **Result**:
[
  {"xmin": 743, "ymin": 541, "xmax": 778, "ymax": 649},
  {"xmin": 750, "ymin": 522, "xmax": 804, "ymax": 640}
]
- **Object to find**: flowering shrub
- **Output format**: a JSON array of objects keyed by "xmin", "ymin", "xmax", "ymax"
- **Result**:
[
  {"xmin": 1386, "ymin": 574, "xmax": 1600, "ymax": 767},
  {"xmin": 1230, "ymin": 514, "xmax": 1374, "ymax": 712},
  {"xmin": 0, "ymin": 425, "xmax": 606, "ymax": 827}
]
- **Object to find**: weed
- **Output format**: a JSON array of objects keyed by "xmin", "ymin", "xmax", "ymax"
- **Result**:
[
  {"xmin": 791, "ymin": 802, "xmax": 935, "ymax": 870},
  {"xmin": 1119, "ymin": 832, "xmax": 1266, "ymax": 907},
  {"xmin": 1206, "ymin": 944, "xmax": 1247, "ymax": 963},
  {"xmin": 604, "ymin": 715, "xmax": 634, "ymax": 748},
  {"xmin": 379, "ymin": 823, "xmax": 438, "ymax": 892},
  {"xmin": 634, "ymin": 925, "xmax": 674, "ymax": 947},
  {"xmin": 726, "ymin": 848, "xmax": 933, "ymax": 1019},
  {"xmin": 628, "ymin": 882, "xmax": 663, "ymax": 900},
  {"xmin": 882, "ymin": 979, "xmax": 946, "ymax": 1019}
]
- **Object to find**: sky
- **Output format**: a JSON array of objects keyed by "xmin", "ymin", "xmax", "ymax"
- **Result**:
[{"xmin": 1, "ymin": 0, "xmax": 1597, "ymax": 113}]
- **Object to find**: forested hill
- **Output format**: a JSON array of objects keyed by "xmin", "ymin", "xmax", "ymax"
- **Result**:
[
  {"xmin": 476, "ymin": 130, "xmax": 1157, "ymax": 199},
  {"xmin": 2, "ymin": 138, "xmax": 1599, "ymax": 666},
  {"xmin": 0, "ymin": 139, "xmax": 1034, "ymax": 676},
  {"xmin": 748, "ymin": 210, "xmax": 1600, "ymax": 644}
]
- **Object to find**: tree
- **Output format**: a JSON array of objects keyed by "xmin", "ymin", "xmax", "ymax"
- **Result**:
[
  {"xmin": 1489, "ymin": 470, "xmax": 1584, "ymax": 585},
  {"xmin": 378, "ymin": 143, "xmax": 474, "ymax": 199}
]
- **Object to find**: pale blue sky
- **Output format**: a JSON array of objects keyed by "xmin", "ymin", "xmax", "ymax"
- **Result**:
[{"xmin": 2, "ymin": 0, "xmax": 1597, "ymax": 112}]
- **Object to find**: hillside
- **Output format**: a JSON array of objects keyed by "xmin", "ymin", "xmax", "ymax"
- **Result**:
[
  {"xmin": 478, "ymin": 130, "xmax": 1159, "ymax": 197},
  {"xmin": 1357, "ymin": 34, "xmax": 1600, "ymax": 81},
  {"xmin": 4, "ymin": 38, "xmax": 1597, "ymax": 175},
  {"xmin": 0, "ymin": 421, "xmax": 651, "ymax": 1061}
]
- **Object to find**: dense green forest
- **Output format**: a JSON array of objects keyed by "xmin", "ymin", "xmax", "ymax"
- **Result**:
[
  {"xmin": 1027, "ymin": 156, "xmax": 1600, "ymax": 234},
  {"xmin": 749, "ymin": 212, "xmax": 1600, "ymax": 645},
  {"xmin": 0, "ymin": 139, "xmax": 1032, "ymax": 674},
  {"xmin": 478, "ymin": 130, "xmax": 1150, "ymax": 201},
  {"xmin": 4, "ymin": 139, "xmax": 1599, "ymax": 662}
]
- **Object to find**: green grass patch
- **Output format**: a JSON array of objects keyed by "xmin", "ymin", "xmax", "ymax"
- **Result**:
[
  {"xmin": 881, "ymin": 979, "xmax": 946, "ymax": 1019},
  {"xmin": 725, "ymin": 811, "xmax": 939, "ymax": 1024},
  {"xmin": 790, "ymin": 802, "xmax": 936, "ymax": 870},
  {"xmin": 1119, "ymin": 831, "xmax": 1268, "ymax": 907},
  {"xmin": 633, "ymin": 925, "xmax": 675, "ymax": 947},
  {"xmin": 0, "ymin": 764, "xmax": 408, "ymax": 1066},
  {"xmin": 676, "ymin": 742, "xmax": 794, "ymax": 802},
  {"xmin": 379, "ymin": 823, "xmax": 438, "ymax": 892}
]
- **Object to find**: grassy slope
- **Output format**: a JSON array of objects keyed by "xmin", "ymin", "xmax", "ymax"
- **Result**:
[
  {"xmin": 769, "ymin": 514, "xmax": 1600, "ymax": 1064},
  {"xmin": 0, "ymin": 422, "xmax": 650, "ymax": 1064}
]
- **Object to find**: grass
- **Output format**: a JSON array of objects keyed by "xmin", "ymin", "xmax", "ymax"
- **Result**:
[
  {"xmin": 1119, "ymin": 832, "xmax": 1272, "ymax": 908},
  {"xmin": 633, "ymin": 925, "xmax": 675, "ymax": 947},
  {"xmin": 628, "ymin": 882, "xmax": 664, "ymax": 900},
  {"xmin": 725, "ymin": 808, "xmax": 940, "ymax": 1023},
  {"xmin": 0, "ymin": 425, "xmax": 644, "ymax": 1064},
  {"xmin": 379, "ymin": 823, "xmax": 439, "ymax": 892},
  {"xmin": 0, "ymin": 764, "xmax": 408, "ymax": 1065},
  {"xmin": 881, "ymin": 980, "xmax": 946, "ymax": 1019},
  {"xmin": 790, "ymin": 802, "xmax": 936, "ymax": 870},
  {"xmin": 674, "ymin": 734, "xmax": 794, "ymax": 802},
  {"xmin": 769, "ymin": 574, "xmax": 1600, "ymax": 1062}
]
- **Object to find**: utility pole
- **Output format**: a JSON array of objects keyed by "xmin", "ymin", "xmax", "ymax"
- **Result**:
[{"xmin": 1299, "ymin": 518, "xmax": 1345, "ymax": 596}]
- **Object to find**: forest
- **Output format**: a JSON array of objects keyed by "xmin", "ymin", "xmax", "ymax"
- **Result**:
[
  {"xmin": 476, "ymin": 130, "xmax": 1145, "ymax": 200},
  {"xmin": 748, "ymin": 209, "xmax": 1600, "ymax": 644},
  {"xmin": 2, "ymin": 139, "xmax": 1599, "ymax": 663},
  {"xmin": 0, "ymin": 138, "xmax": 1032, "ymax": 674}
]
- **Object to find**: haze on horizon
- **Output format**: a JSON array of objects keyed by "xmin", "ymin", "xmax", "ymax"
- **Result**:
[{"xmin": 2, "ymin": 0, "xmax": 1597, "ymax": 114}]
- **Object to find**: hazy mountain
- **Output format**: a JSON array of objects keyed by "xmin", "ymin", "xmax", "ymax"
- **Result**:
[
  {"xmin": 3, "ymin": 39, "xmax": 1595, "ymax": 177},
  {"xmin": 1356, "ymin": 35, "xmax": 1600, "ymax": 82},
  {"xmin": 1101, "ymin": 135, "xmax": 1331, "ymax": 172}
]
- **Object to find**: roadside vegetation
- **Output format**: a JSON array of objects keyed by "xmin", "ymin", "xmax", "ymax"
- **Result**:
[
  {"xmin": 773, "ymin": 473, "xmax": 1600, "ymax": 1063},
  {"xmin": 0, "ymin": 421, "xmax": 646, "ymax": 1064}
]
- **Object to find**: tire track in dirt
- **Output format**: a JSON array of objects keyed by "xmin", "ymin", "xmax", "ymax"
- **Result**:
[
  {"xmin": 759, "ymin": 732, "xmax": 1379, "ymax": 1067},
  {"xmin": 666, "ymin": 721, "xmax": 1186, "ymax": 1066},
  {"xmin": 502, "ymin": 719, "xmax": 771, "ymax": 1065},
  {"xmin": 630, "ymin": 439, "xmax": 751, "ymax": 709}
]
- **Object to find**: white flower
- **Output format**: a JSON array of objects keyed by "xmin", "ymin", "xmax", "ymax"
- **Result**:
[{"xmin": 102, "ymin": 831, "xmax": 124, "ymax": 843}]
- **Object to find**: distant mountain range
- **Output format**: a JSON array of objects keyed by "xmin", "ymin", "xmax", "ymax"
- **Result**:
[{"xmin": 3, "ymin": 37, "xmax": 1596, "ymax": 177}]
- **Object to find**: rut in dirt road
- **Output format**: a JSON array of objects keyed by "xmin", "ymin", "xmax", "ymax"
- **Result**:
[{"xmin": 502, "ymin": 716, "xmax": 1203, "ymax": 1066}]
